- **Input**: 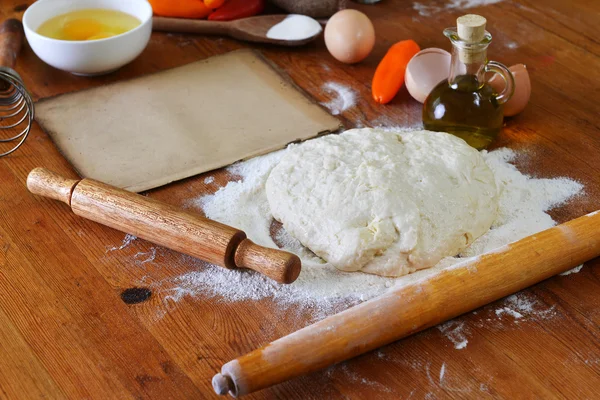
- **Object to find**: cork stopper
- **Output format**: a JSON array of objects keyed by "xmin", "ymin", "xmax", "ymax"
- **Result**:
[{"xmin": 456, "ymin": 14, "xmax": 487, "ymax": 63}]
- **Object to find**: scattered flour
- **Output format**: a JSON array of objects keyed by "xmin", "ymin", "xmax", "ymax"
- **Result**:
[
  {"xmin": 502, "ymin": 292, "xmax": 557, "ymax": 320},
  {"xmin": 495, "ymin": 307, "xmax": 523, "ymax": 319},
  {"xmin": 505, "ymin": 41, "xmax": 519, "ymax": 49},
  {"xmin": 413, "ymin": 0, "xmax": 503, "ymax": 16},
  {"xmin": 438, "ymin": 320, "xmax": 469, "ymax": 350},
  {"xmin": 425, "ymin": 363, "xmax": 436, "ymax": 386},
  {"xmin": 320, "ymin": 82, "xmax": 357, "ymax": 115},
  {"xmin": 338, "ymin": 364, "xmax": 392, "ymax": 393},
  {"xmin": 560, "ymin": 265, "xmax": 583, "ymax": 276},
  {"xmin": 151, "ymin": 136, "xmax": 582, "ymax": 325},
  {"xmin": 134, "ymin": 247, "xmax": 157, "ymax": 265},
  {"xmin": 461, "ymin": 148, "xmax": 583, "ymax": 257},
  {"xmin": 436, "ymin": 290, "xmax": 561, "ymax": 350},
  {"xmin": 467, "ymin": 292, "xmax": 559, "ymax": 332},
  {"xmin": 106, "ymin": 233, "xmax": 137, "ymax": 252},
  {"xmin": 203, "ymin": 176, "xmax": 215, "ymax": 184},
  {"xmin": 447, "ymin": 0, "xmax": 503, "ymax": 8},
  {"xmin": 439, "ymin": 363, "xmax": 446, "ymax": 384}
]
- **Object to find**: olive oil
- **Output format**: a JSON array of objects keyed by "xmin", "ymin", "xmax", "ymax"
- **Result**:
[
  {"xmin": 424, "ymin": 75, "xmax": 503, "ymax": 150},
  {"xmin": 37, "ymin": 9, "xmax": 141, "ymax": 41},
  {"xmin": 422, "ymin": 15, "xmax": 514, "ymax": 150}
]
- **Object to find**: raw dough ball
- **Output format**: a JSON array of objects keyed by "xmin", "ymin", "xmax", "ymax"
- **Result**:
[{"xmin": 266, "ymin": 129, "xmax": 498, "ymax": 277}]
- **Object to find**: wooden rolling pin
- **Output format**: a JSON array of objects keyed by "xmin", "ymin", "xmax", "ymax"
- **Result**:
[
  {"xmin": 27, "ymin": 168, "xmax": 301, "ymax": 284},
  {"xmin": 213, "ymin": 210, "xmax": 600, "ymax": 396}
]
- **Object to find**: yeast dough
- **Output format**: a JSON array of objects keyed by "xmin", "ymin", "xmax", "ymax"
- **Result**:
[{"xmin": 265, "ymin": 129, "xmax": 499, "ymax": 277}]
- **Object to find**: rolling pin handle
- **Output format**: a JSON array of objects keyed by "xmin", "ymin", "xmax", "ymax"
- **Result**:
[
  {"xmin": 0, "ymin": 18, "xmax": 24, "ymax": 69},
  {"xmin": 212, "ymin": 373, "xmax": 235, "ymax": 396},
  {"xmin": 27, "ymin": 168, "xmax": 80, "ymax": 206},
  {"xmin": 234, "ymin": 239, "xmax": 301, "ymax": 284}
]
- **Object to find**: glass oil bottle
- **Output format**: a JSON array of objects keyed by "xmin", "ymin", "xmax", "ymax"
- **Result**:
[{"xmin": 423, "ymin": 15, "xmax": 514, "ymax": 149}]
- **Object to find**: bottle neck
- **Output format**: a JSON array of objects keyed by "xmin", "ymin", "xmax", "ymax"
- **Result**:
[
  {"xmin": 443, "ymin": 28, "xmax": 492, "ymax": 87},
  {"xmin": 448, "ymin": 43, "xmax": 488, "ymax": 86}
]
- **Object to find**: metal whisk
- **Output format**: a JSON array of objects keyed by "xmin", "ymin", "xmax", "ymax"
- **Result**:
[{"xmin": 0, "ymin": 19, "xmax": 33, "ymax": 158}]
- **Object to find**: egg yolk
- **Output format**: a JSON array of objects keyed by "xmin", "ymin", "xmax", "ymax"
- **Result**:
[{"xmin": 62, "ymin": 19, "xmax": 106, "ymax": 41}]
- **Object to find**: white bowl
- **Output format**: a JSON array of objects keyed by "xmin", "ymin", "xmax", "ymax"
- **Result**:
[{"xmin": 23, "ymin": 0, "xmax": 152, "ymax": 76}]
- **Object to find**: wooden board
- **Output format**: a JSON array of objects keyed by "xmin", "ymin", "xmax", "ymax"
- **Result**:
[
  {"xmin": 0, "ymin": 0, "xmax": 599, "ymax": 398},
  {"xmin": 34, "ymin": 49, "xmax": 341, "ymax": 192}
]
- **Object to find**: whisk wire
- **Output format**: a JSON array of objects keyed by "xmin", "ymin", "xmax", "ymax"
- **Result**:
[
  {"xmin": 0, "ymin": 68, "xmax": 34, "ymax": 157},
  {"xmin": 0, "ymin": 98, "xmax": 26, "ymax": 121}
]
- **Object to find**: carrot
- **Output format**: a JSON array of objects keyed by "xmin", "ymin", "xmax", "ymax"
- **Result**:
[
  {"xmin": 204, "ymin": 0, "xmax": 226, "ymax": 9},
  {"xmin": 149, "ymin": 0, "xmax": 211, "ymax": 19},
  {"xmin": 372, "ymin": 40, "xmax": 421, "ymax": 104}
]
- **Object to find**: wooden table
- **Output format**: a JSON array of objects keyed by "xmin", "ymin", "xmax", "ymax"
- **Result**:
[{"xmin": 1, "ymin": 1, "xmax": 599, "ymax": 398}]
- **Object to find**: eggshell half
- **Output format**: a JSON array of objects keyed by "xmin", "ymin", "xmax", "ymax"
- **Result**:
[
  {"xmin": 489, "ymin": 63, "xmax": 531, "ymax": 116},
  {"xmin": 405, "ymin": 48, "xmax": 451, "ymax": 103}
]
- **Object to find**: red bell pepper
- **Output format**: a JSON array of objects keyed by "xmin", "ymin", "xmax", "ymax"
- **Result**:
[
  {"xmin": 204, "ymin": 0, "xmax": 226, "ymax": 8},
  {"xmin": 208, "ymin": 0, "xmax": 265, "ymax": 21}
]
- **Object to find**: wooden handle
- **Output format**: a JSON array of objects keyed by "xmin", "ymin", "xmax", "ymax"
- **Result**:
[
  {"xmin": 213, "ymin": 210, "xmax": 600, "ymax": 396},
  {"xmin": 235, "ymin": 239, "xmax": 301, "ymax": 285},
  {"xmin": 27, "ymin": 168, "xmax": 80, "ymax": 205},
  {"xmin": 0, "ymin": 19, "xmax": 24, "ymax": 68},
  {"xmin": 27, "ymin": 168, "xmax": 301, "ymax": 284},
  {"xmin": 152, "ymin": 17, "xmax": 231, "ymax": 36}
]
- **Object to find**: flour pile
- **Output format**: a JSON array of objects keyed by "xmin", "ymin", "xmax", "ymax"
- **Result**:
[
  {"xmin": 169, "ymin": 136, "xmax": 582, "ymax": 315},
  {"xmin": 266, "ymin": 15, "xmax": 322, "ymax": 41}
]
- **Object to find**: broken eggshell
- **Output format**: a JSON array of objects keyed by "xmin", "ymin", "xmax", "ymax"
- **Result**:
[
  {"xmin": 489, "ymin": 63, "xmax": 531, "ymax": 116},
  {"xmin": 405, "ymin": 48, "xmax": 451, "ymax": 103}
]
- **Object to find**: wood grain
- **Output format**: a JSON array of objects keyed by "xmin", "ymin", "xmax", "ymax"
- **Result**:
[{"xmin": 0, "ymin": 0, "xmax": 599, "ymax": 398}]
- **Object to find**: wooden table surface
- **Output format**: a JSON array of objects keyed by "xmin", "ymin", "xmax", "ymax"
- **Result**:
[{"xmin": 1, "ymin": 0, "xmax": 599, "ymax": 398}]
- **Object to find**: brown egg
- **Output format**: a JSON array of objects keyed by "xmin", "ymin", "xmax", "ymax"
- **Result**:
[
  {"xmin": 324, "ymin": 9, "xmax": 375, "ymax": 64},
  {"xmin": 489, "ymin": 64, "xmax": 531, "ymax": 116}
]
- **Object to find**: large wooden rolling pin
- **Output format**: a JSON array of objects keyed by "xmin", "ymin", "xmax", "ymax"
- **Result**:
[
  {"xmin": 212, "ymin": 210, "xmax": 600, "ymax": 396},
  {"xmin": 27, "ymin": 168, "xmax": 301, "ymax": 284}
]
